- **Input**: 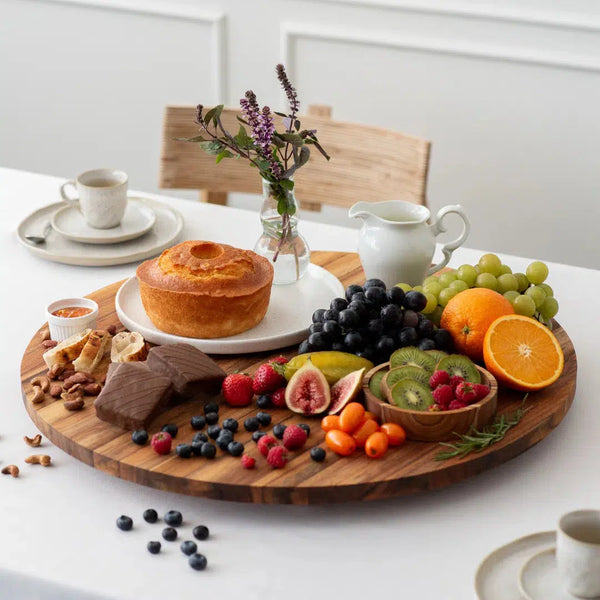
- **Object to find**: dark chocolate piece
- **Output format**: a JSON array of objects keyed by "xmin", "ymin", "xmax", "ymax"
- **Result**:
[
  {"xmin": 94, "ymin": 362, "xmax": 172, "ymax": 430},
  {"xmin": 146, "ymin": 343, "xmax": 225, "ymax": 400}
]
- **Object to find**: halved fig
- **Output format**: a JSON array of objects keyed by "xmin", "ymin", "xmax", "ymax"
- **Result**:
[
  {"xmin": 285, "ymin": 359, "xmax": 331, "ymax": 415},
  {"xmin": 329, "ymin": 368, "xmax": 365, "ymax": 415}
]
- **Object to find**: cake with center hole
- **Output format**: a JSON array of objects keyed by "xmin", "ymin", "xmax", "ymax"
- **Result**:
[{"xmin": 136, "ymin": 240, "xmax": 274, "ymax": 338}]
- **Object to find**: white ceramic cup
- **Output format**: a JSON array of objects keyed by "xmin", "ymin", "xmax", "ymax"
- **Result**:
[
  {"xmin": 557, "ymin": 510, "xmax": 600, "ymax": 598},
  {"xmin": 60, "ymin": 168, "xmax": 128, "ymax": 229}
]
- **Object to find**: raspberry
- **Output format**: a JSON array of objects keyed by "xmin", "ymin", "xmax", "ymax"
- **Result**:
[
  {"xmin": 241, "ymin": 455, "xmax": 256, "ymax": 469},
  {"xmin": 282, "ymin": 425, "xmax": 307, "ymax": 450},
  {"xmin": 473, "ymin": 383, "xmax": 490, "ymax": 401},
  {"xmin": 222, "ymin": 373, "xmax": 254, "ymax": 407},
  {"xmin": 252, "ymin": 363, "xmax": 287, "ymax": 395},
  {"xmin": 448, "ymin": 400, "xmax": 468, "ymax": 410},
  {"xmin": 449, "ymin": 375, "xmax": 465, "ymax": 391},
  {"xmin": 432, "ymin": 384, "xmax": 453, "ymax": 410},
  {"xmin": 266, "ymin": 446, "xmax": 288, "ymax": 468},
  {"xmin": 257, "ymin": 434, "xmax": 278, "ymax": 457},
  {"xmin": 270, "ymin": 387, "xmax": 286, "ymax": 408},
  {"xmin": 429, "ymin": 370, "xmax": 450, "ymax": 389},
  {"xmin": 455, "ymin": 382, "xmax": 478, "ymax": 404},
  {"xmin": 151, "ymin": 431, "xmax": 172, "ymax": 455}
]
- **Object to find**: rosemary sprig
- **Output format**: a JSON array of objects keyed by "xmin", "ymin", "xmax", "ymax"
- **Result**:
[{"xmin": 435, "ymin": 395, "xmax": 530, "ymax": 461}]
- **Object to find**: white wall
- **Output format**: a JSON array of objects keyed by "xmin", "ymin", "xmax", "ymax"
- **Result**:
[{"xmin": 1, "ymin": 0, "xmax": 599, "ymax": 269}]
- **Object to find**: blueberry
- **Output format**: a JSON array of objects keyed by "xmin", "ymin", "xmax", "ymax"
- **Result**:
[
  {"xmin": 351, "ymin": 292, "xmax": 367, "ymax": 304},
  {"xmin": 191, "ymin": 441, "xmax": 204, "ymax": 456},
  {"xmin": 322, "ymin": 308, "xmax": 339, "ymax": 322},
  {"xmin": 164, "ymin": 510, "xmax": 183, "ymax": 527},
  {"xmin": 433, "ymin": 329, "xmax": 453, "ymax": 351},
  {"xmin": 308, "ymin": 322, "xmax": 324, "ymax": 335},
  {"xmin": 331, "ymin": 341, "xmax": 346, "ymax": 352},
  {"xmin": 203, "ymin": 401, "xmax": 219, "ymax": 414},
  {"xmin": 380, "ymin": 304, "xmax": 402, "ymax": 328},
  {"xmin": 357, "ymin": 347, "xmax": 376, "ymax": 362},
  {"xmin": 367, "ymin": 319, "xmax": 384, "ymax": 339},
  {"xmin": 190, "ymin": 415, "xmax": 206, "ymax": 430},
  {"xmin": 200, "ymin": 442, "xmax": 216, "ymax": 459},
  {"xmin": 143, "ymin": 509, "xmax": 158, "ymax": 524},
  {"xmin": 312, "ymin": 308, "xmax": 326, "ymax": 323},
  {"xmin": 297, "ymin": 340, "xmax": 310, "ymax": 355},
  {"xmin": 256, "ymin": 412, "xmax": 271, "ymax": 426},
  {"xmin": 347, "ymin": 301, "xmax": 367, "ymax": 320},
  {"xmin": 307, "ymin": 332, "xmax": 329, "ymax": 351},
  {"xmin": 193, "ymin": 525, "xmax": 210, "ymax": 541},
  {"xmin": 322, "ymin": 320, "xmax": 342, "ymax": 340},
  {"xmin": 131, "ymin": 430, "xmax": 148, "ymax": 445},
  {"xmin": 417, "ymin": 338, "xmax": 436, "ymax": 351},
  {"xmin": 222, "ymin": 418, "xmax": 239, "ymax": 433},
  {"xmin": 417, "ymin": 319, "xmax": 434, "ymax": 337},
  {"xmin": 147, "ymin": 541, "xmax": 161, "ymax": 554},
  {"xmin": 161, "ymin": 424, "xmax": 178, "ymax": 438},
  {"xmin": 338, "ymin": 309, "xmax": 359, "ymax": 330},
  {"xmin": 176, "ymin": 443, "xmax": 192, "ymax": 458},
  {"xmin": 310, "ymin": 447, "xmax": 326, "ymax": 462},
  {"xmin": 193, "ymin": 432, "xmax": 208, "ymax": 444},
  {"xmin": 256, "ymin": 395, "xmax": 271, "ymax": 409},
  {"xmin": 244, "ymin": 417, "xmax": 260, "ymax": 432},
  {"xmin": 345, "ymin": 284, "xmax": 363, "ymax": 302},
  {"xmin": 228, "ymin": 441, "xmax": 244, "ymax": 456},
  {"xmin": 207, "ymin": 425, "xmax": 221, "ymax": 440},
  {"xmin": 365, "ymin": 286, "xmax": 387, "ymax": 307},
  {"xmin": 216, "ymin": 430, "xmax": 233, "ymax": 451},
  {"xmin": 404, "ymin": 290, "xmax": 428, "ymax": 312},
  {"xmin": 252, "ymin": 431, "xmax": 266, "ymax": 442},
  {"xmin": 364, "ymin": 278, "xmax": 386, "ymax": 290},
  {"xmin": 273, "ymin": 423, "xmax": 287, "ymax": 439},
  {"xmin": 116, "ymin": 515, "xmax": 133, "ymax": 531},
  {"xmin": 205, "ymin": 412, "xmax": 219, "ymax": 425},
  {"xmin": 181, "ymin": 540, "xmax": 198, "ymax": 556},
  {"xmin": 376, "ymin": 336, "xmax": 396, "ymax": 359},
  {"xmin": 403, "ymin": 310, "xmax": 419, "ymax": 329},
  {"xmin": 330, "ymin": 297, "xmax": 348, "ymax": 312},
  {"xmin": 399, "ymin": 327, "xmax": 418, "ymax": 346},
  {"xmin": 344, "ymin": 331, "xmax": 363, "ymax": 352},
  {"xmin": 298, "ymin": 423, "xmax": 311, "ymax": 436},
  {"xmin": 387, "ymin": 286, "xmax": 405, "ymax": 306},
  {"xmin": 162, "ymin": 527, "xmax": 177, "ymax": 541},
  {"xmin": 189, "ymin": 553, "xmax": 208, "ymax": 571}
]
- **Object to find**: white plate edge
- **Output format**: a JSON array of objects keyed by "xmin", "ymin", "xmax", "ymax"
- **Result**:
[{"xmin": 518, "ymin": 547, "xmax": 557, "ymax": 600}]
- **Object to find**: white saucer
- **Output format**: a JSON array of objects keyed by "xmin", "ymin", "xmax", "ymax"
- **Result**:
[
  {"xmin": 17, "ymin": 198, "xmax": 183, "ymax": 267},
  {"xmin": 115, "ymin": 264, "xmax": 345, "ymax": 354},
  {"xmin": 51, "ymin": 198, "xmax": 156, "ymax": 244},
  {"xmin": 520, "ymin": 548, "xmax": 575, "ymax": 600},
  {"xmin": 474, "ymin": 531, "xmax": 556, "ymax": 600}
]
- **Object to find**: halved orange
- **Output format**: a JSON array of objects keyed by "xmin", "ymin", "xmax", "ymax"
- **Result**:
[{"xmin": 483, "ymin": 315, "xmax": 564, "ymax": 391}]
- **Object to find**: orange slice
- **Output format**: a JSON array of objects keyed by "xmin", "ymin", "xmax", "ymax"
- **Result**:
[{"xmin": 483, "ymin": 315, "xmax": 564, "ymax": 391}]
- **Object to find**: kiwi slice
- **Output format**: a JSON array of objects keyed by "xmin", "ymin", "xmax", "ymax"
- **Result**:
[
  {"xmin": 425, "ymin": 349, "xmax": 448, "ymax": 367},
  {"xmin": 437, "ymin": 354, "xmax": 481, "ymax": 384},
  {"xmin": 390, "ymin": 379, "xmax": 434, "ymax": 412},
  {"xmin": 368, "ymin": 369, "xmax": 387, "ymax": 400},
  {"xmin": 390, "ymin": 347, "xmax": 437, "ymax": 374},
  {"xmin": 385, "ymin": 366, "xmax": 430, "ymax": 390}
]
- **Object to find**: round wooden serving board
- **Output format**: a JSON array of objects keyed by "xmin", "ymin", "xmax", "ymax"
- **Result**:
[{"xmin": 20, "ymin": 252, "xmax": 577, "ymax": 504}]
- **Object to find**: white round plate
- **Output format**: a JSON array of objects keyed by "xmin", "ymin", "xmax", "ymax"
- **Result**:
[
  {"xmin": 520, "ymin": 548, "xmax": 574, "ymax": 600},
  {"xmin": 51, "ymin": 198, "xmax": 156, "ymax": 244},
  {"xmin": 17, "ymin": 198, "xmax": 183, "ymax": 267},
  {"xmin": 474, "ymin": 531, "xmax": 556, "ymax": 600},
  {"xmin": 115, "ymin": 264, "xmax": 345, "ymax": 354}
]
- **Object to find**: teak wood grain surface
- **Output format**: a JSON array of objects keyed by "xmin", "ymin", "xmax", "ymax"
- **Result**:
[{"xmin": 20, "ymin": 252, "xmax": 577, "ymax": 504}]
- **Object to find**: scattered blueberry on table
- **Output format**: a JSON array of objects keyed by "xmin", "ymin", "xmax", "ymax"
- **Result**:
[
  {"xmin": 147, "ymin": 541, "xmax": 161, "ymax": 554},
  {"xmin": 310, "ymin": 447, "xmax": 326, "ymax": 462},
  {"xmin": 221, "ymin": 417, "xmax": 238, "ymax": 433},
  {"xmin": 116, "ymin": 515, "xmax": 133, "ymax": 531},
  {"xmin": 143, "ymin": 508, "xmax": 158, "ymax": 523},
  {"xmin": 227, "ymin": 441, "xmax": 244, "ymax": 456},
  {"xmin": 298, "ymin": 423, "xmax": 311, "ymax": 436},
  {"xmin": 180, "ymin": 540, "xmax": 197, "ymax": 556},
  {"xmin": 189, "ymin": 553, "xmax": 208, "ymax": 571},
  {"xmin": 256, "ymin": 395, "xmax": 271, "ymax": 409},
  {"xmin": 252, "ymin": 431, "xmax": 266, "ymax": 442},
  {"xmin": 203, "ymin": 401, "xmax": 219, "ymax": 415},
  {"xmin": 190, "ymin": 415, "xmax": 206, "ymax": 430},
  {"xmin": 200, "ymin": 442, "xmax": 217, "ymax": 459},
  {"xmin": 205, "ymin": 412, "xmax": 219, "ymax": 425},
  {"xmin": 164, "ymin": 510, "xmax": 183, "ymax": 527},
  {"xmin": 176, "ymin": 443, "xmax": 192, "ymax": 458},
  {"xmin": 162, "ymin": 527, "xmax": 178, "ymax": 542},
  {"xmin": 161, "ymin": 424, "xmax": 178, "ymax": 438},
  {"xmin": 273, "ymin": 423, "xmax": 287, "ymax": 439},
  {"xmin": 256, "ymin": 412, "xmax": 272, "ymax": 426},
  {"xmin": 193, "ymin": 525, "xmax": 209, "ymax": 541},
  {"xmin": 131, "ymin": 430, "xmax": 148, "ymax": 445},
  {"xmin": 244, "ymin": 416, "xmax": 260, "ymax": 432},
  {"xmin": 207, "ymin": 425, "xmax": 221, "ymax": 440}
]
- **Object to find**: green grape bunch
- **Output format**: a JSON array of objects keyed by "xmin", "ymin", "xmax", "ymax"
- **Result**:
[{"xmin": 396, "ymin": 254, "xmax": 558, "ymax": 328}]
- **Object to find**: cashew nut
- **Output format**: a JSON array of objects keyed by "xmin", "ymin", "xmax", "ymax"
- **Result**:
[
  {"xmin": 42, "ymin": 339, "xmax": 58, "ymax": 349},
  {"xmin": 25, "ymin": 454, "xmax": 51, "ymax": 466},
  {"xmin": 31, "ymin": 375, "xmax": 50, "ymax": 393},
  {"xmin": 64, "ymin": 372, "xmax": 93, "ymax": 389},
  {"xmin": 24, "ymin": 434, "xmax": 42, "ymax": 447},
  {"xmin": 83, "ymin": 383, "xmax": 102, "ymax": 396},
  {"xmin": 63, "ymin": 396, "xmax": 85, "ymax": 411},
  {"xmin": 31, "ymin": 386, "xmax": 45, "ymax": 404},
  {"xmin": 49, "ymin": 382, "xmax": 63, "ymax": 398},
  {"xmin": 1, "ymin": 465, "xmax": 19, "ymax": 477},
  {"xmin": 39, "ymin": 327, "xmax": 50, "ymax": 342}
]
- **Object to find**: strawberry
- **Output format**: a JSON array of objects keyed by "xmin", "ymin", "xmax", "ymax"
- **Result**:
[
  {"xmin": 151, "ymin": 431, "xmax": 172, "ymax": 455},
  {"xmin": 282, "ymin": 425, "xmax": 307, "ymax": 450},
  {"xmin": 429, "ymin": 370, "xmax": 450, "ymax": 389},
  {"xmin": 241, "ymin": 455, "xmax": 256, "ymax": 469},
  {"xmin": 448, "ymin": 400, "xmax": 468, "ymax": 410},
  {"xmin": 432, "ymin": 384, "xmax": 453, "ymax": 410},
  {"xmin": 270, "ymin": 387, "xmax": 287, "ymax": 408},
  {"xmin": 222, "ymin": 373, "xmax": 254, "ymax": 407},
  {"xmin": 257, "ymin": 434, "xmax": 278, "ymax": 457},
  {"xmin": 252, "ymin": 363, "xmax": 286, "ymax": 395},
  {"xmin": 473, "ymin": 383, "xmax": 490, "ymax": 401},
  {"xmin": 449, "ymin": 375, "xmax": 465, "ymax": 391},
  {"xmin": 270, "ymin": 356, "xmax": 289, "ymax": 365},
  {"xmin": 266, "ymin": 446, "xmax": 288, "ymax": 468},
  {"xmin": 455, "ymin": 381, "xmax": 478, "ymax": 404}
]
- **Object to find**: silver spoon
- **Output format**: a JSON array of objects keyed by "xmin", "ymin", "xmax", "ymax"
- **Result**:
[{"xmin": 25, "ymin": 222, "xmax": 52, "ymax": 244}]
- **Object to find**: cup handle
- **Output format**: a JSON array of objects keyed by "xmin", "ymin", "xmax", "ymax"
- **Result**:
[
  {"xmin": 427, "ymin": 205, "xmax": 471, "ymax": 276},
  {"xmin": 60, "ymin": 180, "xmax": 79, "ymax": 205}
]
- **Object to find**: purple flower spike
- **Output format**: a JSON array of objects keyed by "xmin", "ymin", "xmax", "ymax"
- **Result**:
[{"xmin": 276, "ymin": 64, "xmax": 299, "ymax": 117}]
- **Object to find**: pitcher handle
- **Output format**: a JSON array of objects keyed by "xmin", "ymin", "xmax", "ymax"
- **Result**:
[{"xmin": 427, "ymin": 205, "xmax": 470, "ymax": 276}]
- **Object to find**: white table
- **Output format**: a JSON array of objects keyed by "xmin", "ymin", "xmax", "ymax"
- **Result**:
[{"xmin": 1, "ymin": 167, "xmax": 597, "ymax": 600}]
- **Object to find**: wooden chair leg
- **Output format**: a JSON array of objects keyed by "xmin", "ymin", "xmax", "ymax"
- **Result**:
[{"xmin": 200, "ymin": 191, "xmax": 228, "ymax": 205}]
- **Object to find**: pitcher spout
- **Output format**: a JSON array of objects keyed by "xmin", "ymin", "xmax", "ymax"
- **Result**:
[{"xmin": 348, "ymin": 201, "xmax": 372, "ymax": 220}]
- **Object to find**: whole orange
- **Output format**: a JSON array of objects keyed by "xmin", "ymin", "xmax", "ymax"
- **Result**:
[{"xmin": 440, "ymin": 288, "xmax": 514, "ymax": 362}]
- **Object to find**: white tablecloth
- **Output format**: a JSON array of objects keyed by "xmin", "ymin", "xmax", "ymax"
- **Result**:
[{"xmin": 1, "ymin": 167, "xmax": 597, "ymax": 600}]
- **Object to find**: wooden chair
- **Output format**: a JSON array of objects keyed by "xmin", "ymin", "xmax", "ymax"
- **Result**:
[{"xmin": 159, "ymin": 105, "xmax": 431, "ymax": 211}]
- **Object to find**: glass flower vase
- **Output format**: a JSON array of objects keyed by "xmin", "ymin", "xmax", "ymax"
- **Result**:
[{"xmin": 253, "ymin": 179, "xmax": 310, "ymax": 285}]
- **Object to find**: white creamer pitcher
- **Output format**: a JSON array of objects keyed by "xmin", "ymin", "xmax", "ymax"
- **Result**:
[{"xmin": 348, "ymin": 200, "xmax": 470, "ymax": 287}]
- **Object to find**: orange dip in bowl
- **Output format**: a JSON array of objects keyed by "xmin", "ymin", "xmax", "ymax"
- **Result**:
[{"xmin": 52, "ymin": 306, "xmax": 93, "ymax": 318}]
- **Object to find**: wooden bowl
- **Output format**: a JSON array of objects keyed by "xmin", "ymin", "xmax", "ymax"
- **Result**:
[{"xmin": 363, "ymin": 362, "xmax": 498, "ymax": 442}]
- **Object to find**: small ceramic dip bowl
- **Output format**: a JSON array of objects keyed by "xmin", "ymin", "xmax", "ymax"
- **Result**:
[{"xmin": 46, "ymin": 297, "xmax": 98, "ymax": 341}]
